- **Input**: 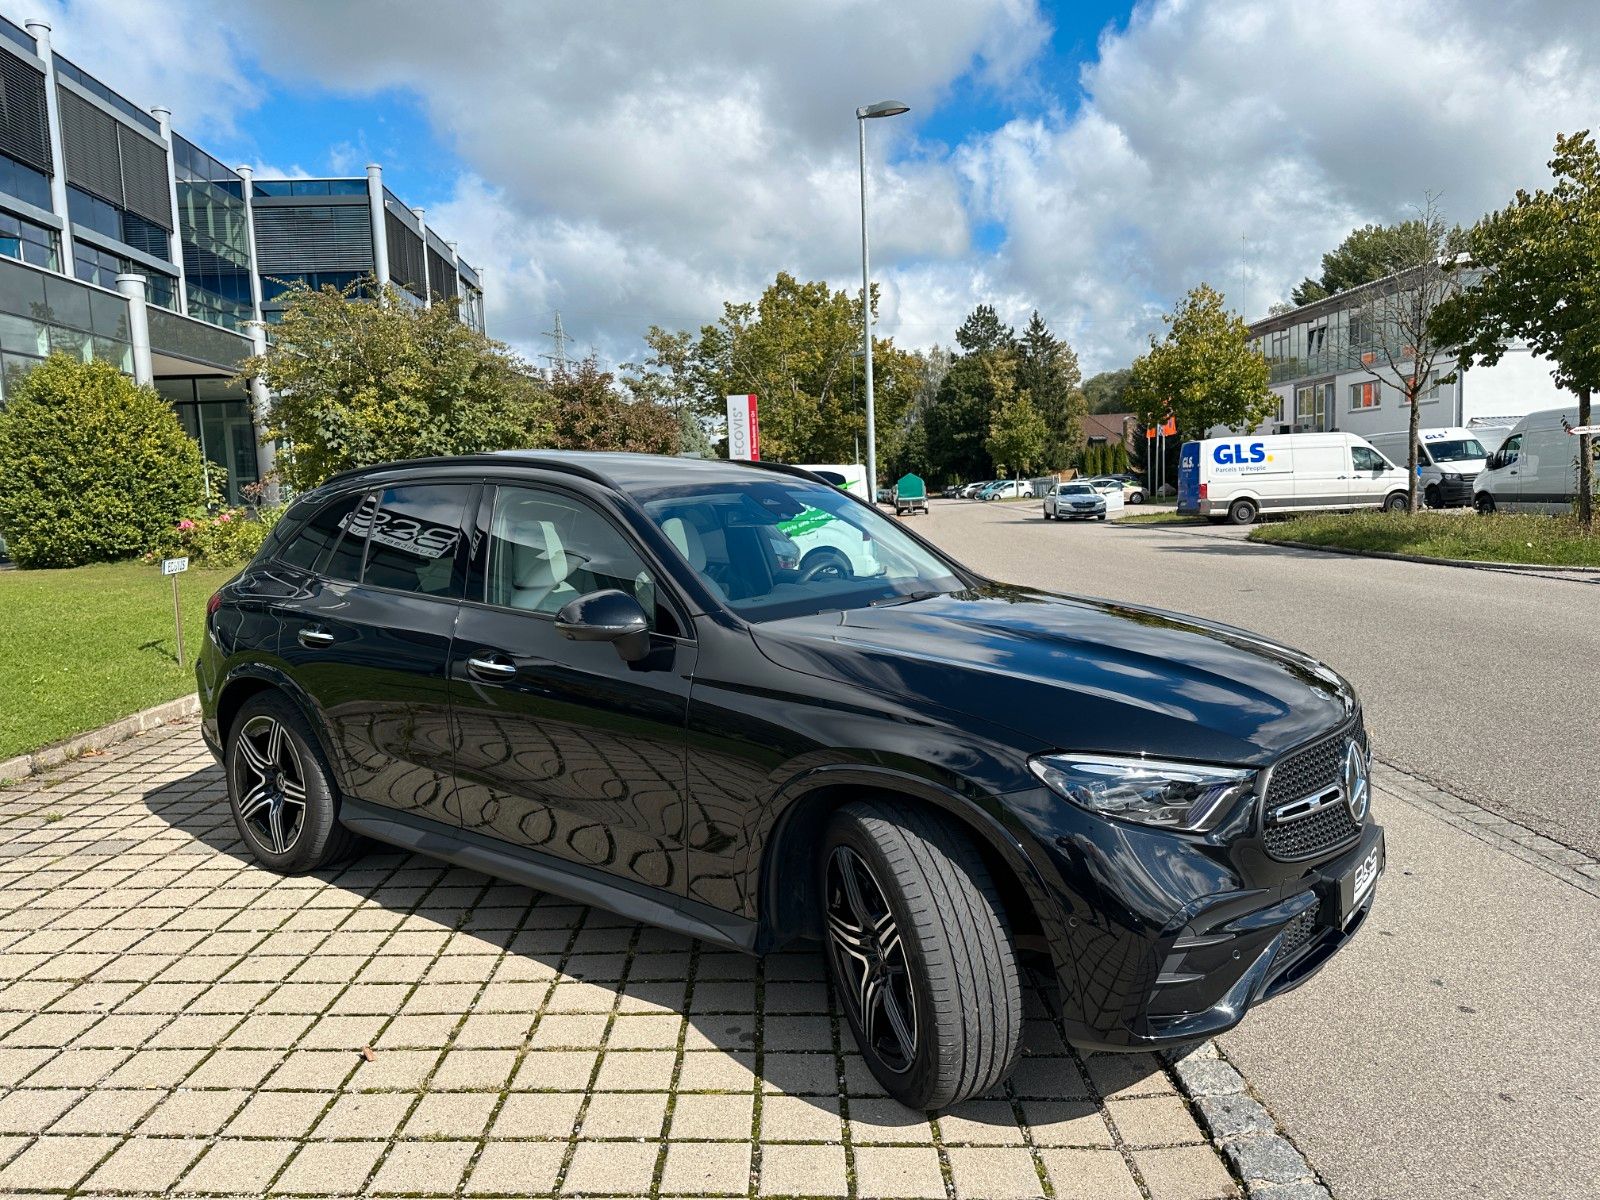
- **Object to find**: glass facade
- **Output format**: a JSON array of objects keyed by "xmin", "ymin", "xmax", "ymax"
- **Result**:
[
  {"xmin": 173, "ymin": 137, "xmax": 253, "ymax": 330},
  {"xmin": 0, "ymin": 256, "xmax": 133, "ymax": 404},
  {"xmin": 67, "ymin": 185, "xmax": 172, "ymax": 263},
  {"xmin": 157, "ymin": 376, "xmax": 259, "ymax": 505},
  {"xmin": 0, "ymin": 208, "xmax": 58, "ymax": 269},
  {"xmin": 71, "ymin": 239, "xmax": 177, "ymax": 310},
  {"xmin": 0, "ymin": 151, "xmax": 52, "ymax": 211},
  {"xmin": 251, "ymin": 179, "xmax": 367, "ymax": 197}
]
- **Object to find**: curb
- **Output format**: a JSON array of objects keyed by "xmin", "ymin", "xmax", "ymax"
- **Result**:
[
  {"xmin": 0, "ymin": 694, "xmax": 200, "ymax": 783},
  {"xmin": 1166, "ymin": 1042, "xmax": 1332, "ymax": 1199},
  {"xmin": 1246, "ymin": 536, "xmax": 1600, "ymax": 577}
]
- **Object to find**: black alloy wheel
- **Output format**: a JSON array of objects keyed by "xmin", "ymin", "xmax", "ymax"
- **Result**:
[{"xmin": 826, "ymin": 845, "xmax": 919, "ymax": 1075}]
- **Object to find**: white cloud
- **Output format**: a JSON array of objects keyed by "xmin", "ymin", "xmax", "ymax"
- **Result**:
[{"xmin": 29, "ymin": 0, "xmax": 1600, "ymax": 373}]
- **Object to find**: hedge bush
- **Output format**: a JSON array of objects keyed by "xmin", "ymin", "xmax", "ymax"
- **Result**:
[
  {"xmin": 0, "ymin": 354, "xmax": 207, "ymax": 568},
  {"xmin": 145, "ymin": 505, "xmax": 284, "ymax": 567}
]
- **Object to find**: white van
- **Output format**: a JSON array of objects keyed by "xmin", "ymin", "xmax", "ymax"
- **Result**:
[
  {"xmin": 1177, "ymin": 432, "xmax": 1408, "ymax": 525},
  {"xmin": 1367, "ymin": 427, "xmax": 1491, "ymax": 509},
  {"xmin": 1471, "ymin": 406, "xmax": 1600, "ymax": 514},
  {"xmin": 796, "ymin": 463, "xmax": 868, "ymax": 500}
]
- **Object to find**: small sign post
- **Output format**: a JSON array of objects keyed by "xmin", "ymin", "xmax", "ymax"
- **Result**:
[{"xmin": 161, "ymin": 556, "xmax": 189, "ymax": 669}]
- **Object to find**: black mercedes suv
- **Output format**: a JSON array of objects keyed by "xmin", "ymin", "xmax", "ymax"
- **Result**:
[{"xmin": 198, "ymin": 452, "xmax": 1384, "ymax": 1109}]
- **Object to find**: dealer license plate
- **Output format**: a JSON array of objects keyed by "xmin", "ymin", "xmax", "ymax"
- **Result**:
[{"xmin": 1335, "ymin": 832, "xmax": 1384, "ymax": 926}]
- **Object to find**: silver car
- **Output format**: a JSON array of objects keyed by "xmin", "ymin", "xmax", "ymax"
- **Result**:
[{"xmin": 1043, "ymin": 481, "xmax": 1108, "ymax": 521}]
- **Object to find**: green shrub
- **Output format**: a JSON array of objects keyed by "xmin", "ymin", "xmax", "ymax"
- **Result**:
[
  {"xmin": 145, "ymin": 505, "xmax": 284, "ymax": 567},
  {"xmin": 0, "ymin": 355, "xmax": 206, "ymax": 568}
]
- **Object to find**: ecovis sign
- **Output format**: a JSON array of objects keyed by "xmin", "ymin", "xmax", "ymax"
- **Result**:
[{"xmin": 726, "ymin": 394, "xmax": 760, "ymax": 461}]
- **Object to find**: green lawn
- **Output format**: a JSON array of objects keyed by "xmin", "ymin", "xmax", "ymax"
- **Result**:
[
  {"xmin": 1248, "ymin": 510, "xmax": 1600, "ymax": 567},
  {"xmin": 0, "ymin": 560, "xmax": 234, "ymax": 762}
]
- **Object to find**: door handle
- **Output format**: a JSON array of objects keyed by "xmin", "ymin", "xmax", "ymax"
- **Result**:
[
  {"xmin": 467, "ymin": 654, "xmax": 518, "ymax": 680},
  {"xmin": 297, "ymin": 626, "xmax": 334, "ymax": 648}
]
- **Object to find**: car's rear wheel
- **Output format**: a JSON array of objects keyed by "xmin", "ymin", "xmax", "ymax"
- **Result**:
[
  {"xmin": 1227, "ymin": 498, "xmax": 1258, "ymax": 525},
  {"xmin": 226, "ymin": 692, "xmax": 359, "ymax": 874},
  {"xmin": 1128, "ymin": 490, "xmax": 1145, "ymax": 504},
  {"xmin": 821, "ymin": 800, "xmax": 1023, "ymax": 1111}
]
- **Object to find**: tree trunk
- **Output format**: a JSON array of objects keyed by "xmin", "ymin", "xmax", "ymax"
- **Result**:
[
  {"xmin": 1580, "ymin": 386, "xmax": 1594, "ymax": 533},
  {"xmin": 1406, "ymin": 383, "xmax": 1422, "ymax": 511}
]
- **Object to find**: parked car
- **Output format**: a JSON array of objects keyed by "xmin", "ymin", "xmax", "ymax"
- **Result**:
[
  {"xmin": 1472, "ymin": 405, "xmax": 1599, "ymax": 514},
  {"xmin": 960, "ymin": 480, "xmax": 993, "ymax": 498},
  {"xmin": 941, "ymin": 483, "xmax": 965, "ymax": 498},
  {"xmin": 1177, "ymin": 432, "xmax": 1407, "ymax": 525},
  {"xmin": 1044, "ymin": 481, "xmax": 1107, "ymax": 520},
  {"xmin": 796, "ymin": 463, "xmax": 870, "ymax": 502},
  {"xmin": 1122, "ymin": 481, "xmax": 1147, "ymax": 504},
  {"xmin": 982, "ymin": 479, "xmax": 1033, "ymax": 501},
  {"xmin": 200, "ymin": 452, "xmax": 1383, "ymax": 1111},
  {"xmin": 1368, "ymin": 428, "xmax": 1489, "ymax": 509}
]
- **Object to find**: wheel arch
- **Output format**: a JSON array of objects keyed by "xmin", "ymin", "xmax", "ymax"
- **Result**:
[
  {"xmin": 755, "ymin": 766, "xmax": 1054, "ymax": 955},
  {"xmin": 215, "ymin": 666, "xmax": 348, "ymax": 795}
]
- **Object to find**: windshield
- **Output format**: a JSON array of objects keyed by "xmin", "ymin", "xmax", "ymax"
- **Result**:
[
  {"xmin": 636, "ymin": 476, "xmax": 965, "ymax": 622},
  {"xmin": 1424, "ymin": 438, "xmax": 1487, "ymax": 463},
  {"xmin": 1060, "ymin": 484, "xmax": 1093, "ymax": 495}
]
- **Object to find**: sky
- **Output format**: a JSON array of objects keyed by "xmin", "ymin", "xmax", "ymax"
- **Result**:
[{"xmin": 27, "ymin": 0, "xmax": 1600, "ymax": 375}]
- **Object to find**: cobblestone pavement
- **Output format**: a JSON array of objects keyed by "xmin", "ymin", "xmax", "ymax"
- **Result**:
[{"xmin": 0, "ymin": 720, "xmax": 1246, "ymax": 1199}]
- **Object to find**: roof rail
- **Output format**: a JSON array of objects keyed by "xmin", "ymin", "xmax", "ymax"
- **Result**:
[{"xmin": 317, "ymin": 451, "xmax": 615, "ymax": 491}]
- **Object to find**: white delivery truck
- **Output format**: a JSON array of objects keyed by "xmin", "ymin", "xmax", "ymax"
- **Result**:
[
  {"xmin": 1367, "ymin": 427, "xmax": 1491, "ymax": 509},
  {"xmin": 1177, "ymin": 432, "xmax": 1408, "ymax": 525},
  {"xmin": 1470, "ymin": 405, "xmax": 1600, "ymax": 514}
]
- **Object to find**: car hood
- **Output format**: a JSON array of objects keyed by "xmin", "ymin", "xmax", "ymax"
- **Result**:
[{"xmin": 752, "ymin": 586, "xmax": 1354, "ymax": 767}]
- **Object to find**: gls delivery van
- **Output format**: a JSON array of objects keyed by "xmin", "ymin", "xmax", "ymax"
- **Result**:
[
  {"xmin": 1367, "ymin": 427, "xmax": 1490, "ymax": 509},
  {"xmin": 1177, "ymin": 432, "xmax": 1408, "ymax": 525},
  {"xmin": 1471, "ymin": 405, "xmax": 1600, "ymax": 514}
]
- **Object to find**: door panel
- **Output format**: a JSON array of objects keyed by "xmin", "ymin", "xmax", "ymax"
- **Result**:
[
  {"xmin": 275, "ymin": 482, "xmax": 473, "ymax": 825},
  {"xmin": 449, "ymin": 484, "xmax": 694, "ymax": 894},
  {"xmin": 1495, "ymin": 434, "xmax": 1525, "ymax": 509},
  {"xmin": 1348, "ymin": 445, "xmax": 1391, "ymax": 506},
  {"xmin": 1292, "ymin": 444, "xmax": 1350, "ymax": 509}
]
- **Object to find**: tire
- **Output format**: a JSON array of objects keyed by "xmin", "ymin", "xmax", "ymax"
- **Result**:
[
  {"xmin": 1097, "ymin": 514, "xmax": 1107, "ymax": 521},
  {"xmin": 225, "ymin": 692, "xmax": 360, "ymax": 874},
  {"xmin": 1128, "ymin": 491, "xmax": 1145, "ymax": 505},
  {"xmin": 821, "ymin": 800, "xmax": 1023, "ymax": 1111},
  {"xmin": 1227, "ymin": 498, "xmax": 1258, "ymax": 525},
  {"xmin": 1043, "ymin": 507, "xmax": 1053, "ymax": 520},
  {"xmin": 1423, "ymin": 484, "xmax": 1441, "ymax": 509},
  {"xmin": 1382, "ymin": 492, "xmax": 1409, "ymax": 514},
  {"xmin": 1475, "ymin": 491, "xmax": 1496, "ymax": 514}
]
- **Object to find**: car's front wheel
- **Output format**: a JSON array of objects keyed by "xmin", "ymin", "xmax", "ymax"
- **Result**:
[
  {"xmin": 821, "ymin": 800, "xmax": 1023, "ymax": 1111},
  {"xmin": 226, "ymin": 692, "xmax": 359, "ymax": 874}
]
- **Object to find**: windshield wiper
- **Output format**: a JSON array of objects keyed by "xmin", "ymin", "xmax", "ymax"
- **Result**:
[{"xmin": 869, "ymin": 590, "xmax": 941, "ymax": 607}]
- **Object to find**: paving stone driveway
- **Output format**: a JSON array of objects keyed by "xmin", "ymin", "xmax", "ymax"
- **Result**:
[{"xmin": 0, "ymin": 720, "xmax": 1240, "ymax": 1199}]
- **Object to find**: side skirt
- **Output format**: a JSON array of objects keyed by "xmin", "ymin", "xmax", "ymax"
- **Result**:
[{"xmin": 340, "ymin": 799, "xmax": 759, "ymax": 954}]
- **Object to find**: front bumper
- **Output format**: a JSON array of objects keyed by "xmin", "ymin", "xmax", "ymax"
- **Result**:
[
  {"xmin": 1432, "ymin": 476, "xmax": 1475, "ymax": 506},
  {"xmin": 1020, "ymin": 788, "xmax": 1385, "ymax": 1052}
]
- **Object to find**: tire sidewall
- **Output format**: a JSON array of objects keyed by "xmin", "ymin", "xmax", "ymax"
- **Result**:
[
  {"xmin": 225, "ymin": 692, "xmax": 341, "ymax": 874},
  {"xmin": 1229, "ymin": 499, "xmax": 1257, "ymax": 525},
  {"xmin": 821, "ymin": 818, "xmax": 945, "ymax": 1107}
]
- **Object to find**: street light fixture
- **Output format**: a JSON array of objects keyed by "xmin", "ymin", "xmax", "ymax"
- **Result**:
[{"xmin": 856, "ymin": 99, "xmax": 909, "ymax": 504}]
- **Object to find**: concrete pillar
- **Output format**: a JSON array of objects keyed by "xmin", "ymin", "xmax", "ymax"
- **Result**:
[
  {"xmin": 413, "ymin": 207, "xmax": 429, "ymax": 306},
  {"xmin": 149, "ymin": 107, "xmax": 188, "ymax": 315},
  {"xmin": 235, "ymin": 164, "xmax": 265, "ymax": 325},
  {"xmin": 115, "ymin": 274, "xmax": 154, "ymax": 386},
  {"xmin": 23, "ymin": 21, "xmax": 75, "ymax": 270},
  {"xmin": 247, "ymin": 322, "xmax": 278, "ymax": 503},
  {"xmin": 366, "ymin": 163, "xmax": 389, "ymax": 290}
]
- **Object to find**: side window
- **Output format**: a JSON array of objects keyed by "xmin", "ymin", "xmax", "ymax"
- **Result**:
[
  {"xmin": 275, "ymin": 490, "xmax": 370, "ymax": 574},
  {"xmin": 1351, "ymin": 447, "xmax": 1382, "ymax": 472},
  {"xmin": 485, "ymin": 486, "xmax": 658, "ymax": 628},
  {"xmin": 321, "ymin": 492, "xmax": 378, "ymax": 582},
  {"xmin": 1501, "ymin": 435, "xmax": 1522, "ymax": 466},
  {"xmin": 361, "ymin": 484, "xmax": 472, "ymax": 598}
]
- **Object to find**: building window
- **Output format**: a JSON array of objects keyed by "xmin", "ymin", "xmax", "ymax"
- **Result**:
[
  {"xmin": 72, "ymin": 243, "xmax": 178, "ymax": 310},
  {"xmin": 1294, "ymin": 383, "xmax": 1331, "ymax": 431},
  {"xmin": 0, "ymin": 152, "xmax": 52, "ymax": 211},
  {"xmin": 158, "ymin": 376, "xmax": 260, "ymax": 506},
  {"xmin": 1399, "ymin": 372, "xmax": 1442, "ymax": 405},
  {"xmin": 0, "ymin": 209, "xmax": 59, "ymax": 270},
  {"xmin": 1349, "ymin": 380, "xmax": 1381, "ymax": 410}
]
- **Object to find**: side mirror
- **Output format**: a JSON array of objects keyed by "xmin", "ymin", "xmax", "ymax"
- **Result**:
[
  {"xmin": 555, "ymin": 589, "xmax": 651, "ymax": 663},
  {"xmin": 1377, "ymin": 460, "xmax": 1390, "ymax": 472}
]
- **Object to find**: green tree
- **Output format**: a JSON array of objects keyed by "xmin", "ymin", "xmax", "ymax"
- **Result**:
[
  {"xmin": 1291, "ymin": 219, "xmax": 1468, "ymax": 306},
  {"xmin": 670, "ymin": 272, "xmax": 916, "ymax": 468},
  {"xmin": 925, "ymin": 348, "xmax": 1012, "ymax": 483},
  {"xmin": 1083, "ymin": 368, "xmax": 1133, "ymax": 414},
  {"xmin": 1125, "ymin": 283, "xmax": 1275, "ymax": 443},
  {"xmin": 1433, "ymin": 132, "xmax": 1600, "ymax": 530},
  {"xmin": 246, "ymin": 281, "xmax": 551, "ymax": 491},
  {"xmin": 0, "ymin": 354, "xmax": 206, "ymax": 567},
  {"xmin": 621, "ymin": 326, "xmax": 713, "ymax": 455},
  {"xmin": 955, "ymin": 304, "xmax": 1016, "ymax": 354},
  {"xmin": 549, "ymin": 356, "xmax": 682, "ymax": 454},
  {"xmin": 985, "ymin": 366, "xmax": 1047, "ymax": 478},
  {"xmin": 1018, "ymin": 311, "xmax": 1086, "ymax": 469}
]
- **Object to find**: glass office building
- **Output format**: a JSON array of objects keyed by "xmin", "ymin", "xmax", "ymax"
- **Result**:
[{"xmin": 0, "ymin": 13, "xmax": 486, "ymax": 504}]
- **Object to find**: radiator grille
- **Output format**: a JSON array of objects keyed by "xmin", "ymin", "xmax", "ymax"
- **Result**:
[{"xmin": 1262, "ymin": 716, "xmax": 1366, "ymax": 862}]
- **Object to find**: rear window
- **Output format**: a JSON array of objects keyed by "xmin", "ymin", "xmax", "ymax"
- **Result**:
[{"xmin": 275, "ymin": 490, "xmax": 370, "ymax": 574}]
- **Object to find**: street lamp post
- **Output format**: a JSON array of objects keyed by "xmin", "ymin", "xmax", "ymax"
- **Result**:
[{"xmin": 856, "ymin": 99, "xmax": 909, "ymax": 505}]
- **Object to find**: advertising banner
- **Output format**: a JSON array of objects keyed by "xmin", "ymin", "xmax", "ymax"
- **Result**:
[{"xmin": 726, "ymin": 394, "xmax": 760, "ymax": 460}]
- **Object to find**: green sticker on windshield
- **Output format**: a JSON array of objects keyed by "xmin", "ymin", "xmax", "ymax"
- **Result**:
[{"xmin": 777, "ymin": 506, "xmax": 837, "ymax": 538}]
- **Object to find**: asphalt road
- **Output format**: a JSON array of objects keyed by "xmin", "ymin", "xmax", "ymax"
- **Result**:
[
  {"xmin": 911, "ymin": 498, "xmax": 1600, "ymax": 1199},
  {"xmin": 916, "ymin": 500, "xmax": 1599, "ymax": 859}
]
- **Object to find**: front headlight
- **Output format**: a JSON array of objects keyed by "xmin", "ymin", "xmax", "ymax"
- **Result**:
[{"xmin": 1028, "ymin": 754, "xmax": 1257, "ymax": 832}]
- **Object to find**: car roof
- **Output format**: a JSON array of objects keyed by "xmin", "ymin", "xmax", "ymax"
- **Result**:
[{"xmin": 320, "ymin": 451, "xmax": 822, "ymax": 494}]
